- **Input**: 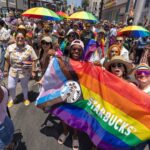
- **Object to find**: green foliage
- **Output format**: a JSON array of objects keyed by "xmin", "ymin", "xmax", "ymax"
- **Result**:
[{"xmin": 82, "ymin": 0, "xmax": 89, "ymax": 7}]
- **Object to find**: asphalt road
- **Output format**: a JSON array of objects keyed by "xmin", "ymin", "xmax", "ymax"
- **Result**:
[{"xmin": 8, "ymin": 80, "xmax": 93, "ymax": 150}]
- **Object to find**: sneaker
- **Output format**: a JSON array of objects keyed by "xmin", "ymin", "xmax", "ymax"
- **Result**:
[
  {"xmin": 72, "ymin": 137, "xmax": 79, "ymax": 150},
  {"xmin": 7, "ymin": 100, "xmax": 14, "ymax": 108},
  {"xmin": 23, "ymin": 99, "xmax": 30, "ymax": 106},
  {"xmin": 58, "ymin": 132, "xmax": 69, "ymax": 144}
]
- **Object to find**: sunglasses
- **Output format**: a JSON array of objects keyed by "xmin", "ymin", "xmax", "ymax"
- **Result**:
[
  {"xmin": 72, "ymin": 47, "xmax": 82, "ymax": 51},
  {"xmin": 135, "ymin": 70, "xmax": 150, "ymax": 76},
  {"xmin": 111, "ymin": 63, "xmax": 124, "ymax": 68},
  {"xmin": 117, "ymin": 40, "xmax": 123, "ymax": 42},
  {"xmin": 69, "ymin": 35, "xmax": 75, "ymax": 38},
  {"xmin": 42, "ymin": 42, "xmax": 51, "ymax": 45},
  {"xmin": 16, "ymin": 37, "xmax": 24, "ymax": 40}
]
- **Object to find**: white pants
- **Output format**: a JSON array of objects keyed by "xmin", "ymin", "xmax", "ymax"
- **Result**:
[{"xmin": 8, "ymin": 75, "xmax": 30, "ymax": 101}]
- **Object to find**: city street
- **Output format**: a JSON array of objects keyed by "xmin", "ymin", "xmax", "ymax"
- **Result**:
[{"xmin": 8, "ymin": 80, "xmax": 93, "ymax": 150}]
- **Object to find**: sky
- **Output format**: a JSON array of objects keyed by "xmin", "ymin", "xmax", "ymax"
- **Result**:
[{"xmin": 67, "ymin": 0, "xmax": 82, "ymax": 7}]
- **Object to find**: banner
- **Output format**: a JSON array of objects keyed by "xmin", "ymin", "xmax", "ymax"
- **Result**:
[{"xmin": 36, "ymin": 57, "xmax": 150, "ymax": 150}]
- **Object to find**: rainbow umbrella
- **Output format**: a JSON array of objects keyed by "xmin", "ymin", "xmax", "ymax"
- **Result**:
[
  {"xmin": 118, "ymin": 25, "xmax": 150, "ymax": 38},
  {"xmin": 22, "ymin": 7, "xmax": 61, "ymax": 21},
  {"xmin": 68, "ymin": 11, "xmax": 98, "ymax": 22},
  {"xmin": 56, "ymin": 11, "xmax": 69, "ymax": 18}
]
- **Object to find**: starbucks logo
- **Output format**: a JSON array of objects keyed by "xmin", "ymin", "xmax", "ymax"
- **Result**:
[{"xmin": 60, "ymin": 81, "xmax": 81, "ymax": 103}]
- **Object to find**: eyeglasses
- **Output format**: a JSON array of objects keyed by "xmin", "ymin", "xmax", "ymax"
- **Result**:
[
  {"xmin": 135, "ymin": 70, "xmax": 150, "ymax": 76},
  {"xmin": 42, "ymin": 42, "xmax": 51, "ymax": 45},
  {"xmin": 111, "ymin": 63, "xmax": 124, "ymax": 68}
]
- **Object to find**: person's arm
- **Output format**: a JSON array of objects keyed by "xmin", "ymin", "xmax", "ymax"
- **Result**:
[{"xmin": 4, "ymin": 59, "xmax": 10, "ymax": 77}]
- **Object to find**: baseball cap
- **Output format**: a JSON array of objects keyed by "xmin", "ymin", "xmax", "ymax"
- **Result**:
[{"xmin": 70, "ymin": 40, "xmax": 84, "ymax": 50}]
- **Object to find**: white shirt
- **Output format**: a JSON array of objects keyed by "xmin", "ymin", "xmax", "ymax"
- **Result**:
[
  {"xmin": 0, "ymin": 27, "xmax": 10, "ymax": 46},
  {"xmin": 120, "ymin": 46, "xmax": 129, "ymax": 61}
]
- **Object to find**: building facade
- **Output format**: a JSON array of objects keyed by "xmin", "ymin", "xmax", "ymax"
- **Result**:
[
  {"xmin": 134, "ymin": 0, "xmax": 150, "ymax": 25},
  {"xmin": 0, "ymin": 0, "xmax": 28, "ymax": 11},
  {"xmin": 88, "ymin": 0, "xmax": 101, "ymax": 18},
  {"xmin": 88, "ymin": 0, "xmax": 150, "ymax": 25},
  {"xmin": 102, "ymin": 0, "xmax": 128, "ymax": 23}
]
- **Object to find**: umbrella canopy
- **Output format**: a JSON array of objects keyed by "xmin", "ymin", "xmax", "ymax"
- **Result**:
[
  {"xmin": 56, "ymin": 11, "xmax": 69, "ymax": 18},
  {"xmin": 22, "ymin": 7, "xmax": 61, "ymax": 21},
  {"xmin": 68, "ymin": 11, "xmax": 98, "ymax": 22},
  {"xmin": 118, "ymin": 25, "xmax": 150, "ymax": 38}
]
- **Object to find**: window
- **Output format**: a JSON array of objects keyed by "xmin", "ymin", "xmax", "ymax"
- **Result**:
[
  {"xmin": 23, "ymin": 0, "xmax": 27, "ymax": 5},
  {"xmin": 8, "ymin": 0, "xmax": 15, "ymax": 3},
  {"xmin": 144, "ymin": 0, "xmax": 150, "ymax": 8}
]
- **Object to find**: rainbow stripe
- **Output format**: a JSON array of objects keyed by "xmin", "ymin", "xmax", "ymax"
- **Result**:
[{"xmin": 36, "ymin": 57, "xmax": 150, "ymax": 149}]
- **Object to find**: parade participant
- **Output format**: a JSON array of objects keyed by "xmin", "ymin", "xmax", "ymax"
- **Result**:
[
  {"xmin": 134, "ymin": 63, "xmax": 150, "ymax": 94},
  {"xmin": 38, "ymin": 36, "xmax": 54, "ymax": 75},
  {"xmin": 0, "ymin": 19, "xmax": 10, "ymax": 71},
  {"xmin": 132, "ymin": 63, "xmax": 150, "ymax": 150},
  {"xmin": 4, "ymin": 30, "xmax": 38, "ymax": 108},
  {"xmin": 58, "ymin": 40, "xmax": 84, "ymax": 150},
  {"xmin": 116, "ymin": 36, "xmax": 129, "ymax": 60},
  {"xmin": 96, "ymin": 29, "xmax": 106, "ymax": 58},
  {"xmin": 26, "ymin": 31, "xmax": 34, "ymax": 47},
  {"xmin": 80, "ymin": 22, "xmax": 95, "ymax": 46},
  {"xmin": 104, "ymin": 56, "xmax": 132, "ymax": 80},
  {"xmin": 33, "ymin": 20, "xmax": 43, "ymax": 50},
  {"xmin": 109, "ymin": 24, "xmax": 117, "ymax": 46},
  {"xmin": 140, "ymin": 45, "xmax": 150, "ymax": 66},
  {"xmin": 0, "ymin": 69, "xmax": 14, "ymax": 150},
  {"xmin": 67, "ymin": 22, "xmax": 81, "ymax": 37},
  {"xmin": 5, "ymin": 11, "xmax": 17, "ymax": 28},
  {"xmin": 83, "ymin": 39, "xmax": 103, "ymax": 65},
  {"xmin": 100, "ymin": 44, "xmax": 121, "ymax": 65},
  {"xmin": 60, "ymin": 31, "xmax": 79, "ymax": 56},
  {"xmin": 17, "ymin": 17, "xmax": 24, "ymax": 26},
  {"xmin": 42, "ymin": 23, "xmax": 53, "ymax": 37},
  {"xmin": 135, "ymin": 37, "xmax": 150, "ymax": 64}
]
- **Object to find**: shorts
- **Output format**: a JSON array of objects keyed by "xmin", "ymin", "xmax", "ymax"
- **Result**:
[{"xmin": 0, "ymin": 116, "xmax": 14, "ymax": 150}]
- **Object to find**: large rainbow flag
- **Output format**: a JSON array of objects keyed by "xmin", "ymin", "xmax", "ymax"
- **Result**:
[{"xmin": 36, "ymin": 57, "xmax": 150, "ymax": 150}]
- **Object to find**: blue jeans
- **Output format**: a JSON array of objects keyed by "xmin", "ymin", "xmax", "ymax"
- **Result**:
[{"xmin": 0, "ymin": 116, "xmax": 14, "ymax": 150}]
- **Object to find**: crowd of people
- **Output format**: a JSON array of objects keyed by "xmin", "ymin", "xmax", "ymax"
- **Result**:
[{"xmin": 0, "ymin": 10, "xmax": 150, "ymax": 150}]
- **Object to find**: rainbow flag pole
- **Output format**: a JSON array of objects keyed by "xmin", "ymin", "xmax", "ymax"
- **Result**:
[{"xmin": 36, "ymin": 57, "xmax": 150, "ymax": 150}]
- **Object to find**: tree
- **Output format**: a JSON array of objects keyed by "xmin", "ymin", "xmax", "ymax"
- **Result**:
[
  {"xmin": 99, "ymin": 0, "xmax": 104, "ymax": 20},
  {"xmin": 82, "ymin": 0, "xmax": 89, "ymax": 10}
]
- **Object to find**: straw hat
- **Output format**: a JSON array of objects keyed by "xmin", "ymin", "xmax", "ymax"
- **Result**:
[
  {"xmin": 104, "ymin": 56, "xmax": 133, "ymax": 73},
  {"xmin": 18, "ymin": 25, "xmax": 26, "ymax": 30}
]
